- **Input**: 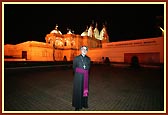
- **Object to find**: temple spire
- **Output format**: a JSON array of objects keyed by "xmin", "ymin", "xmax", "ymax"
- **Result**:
[
  {"xmin": 94, "ymin": 22, "xmax": 100, "ymax": 40},
  {"xmin": 55, "ymin": 24, "xmax": 58, "ymax": 30},
  {"xmin": 88, "ymin": 20, "xmax": 94, "ymax": 37}
]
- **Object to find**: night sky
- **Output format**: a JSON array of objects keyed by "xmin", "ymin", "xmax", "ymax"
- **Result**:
[{"xmin": 4, "ymin": 3, "xmax": 164, "ymax": 44}]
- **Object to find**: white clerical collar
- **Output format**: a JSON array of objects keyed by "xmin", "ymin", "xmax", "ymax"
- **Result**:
[{"xmin": 81, "ymin": 54, "xmax": 85, "ymax": 57}]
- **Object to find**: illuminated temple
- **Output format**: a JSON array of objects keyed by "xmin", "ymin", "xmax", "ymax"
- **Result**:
[
  {"xmin": 45, "ymin": 24, "xmax": 109, "ymax": 50},
  {"xmin": 4, "ymin": 23, "xmax": 164, "ymax": 65},
  {"xmin": 4, "ymin": 24, "xmax": 109, "ymax": 61}
]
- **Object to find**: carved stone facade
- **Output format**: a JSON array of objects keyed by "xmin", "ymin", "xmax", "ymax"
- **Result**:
[{"xmin": 45, "ymin": 25, "xmax": 104, "ymax": 50}]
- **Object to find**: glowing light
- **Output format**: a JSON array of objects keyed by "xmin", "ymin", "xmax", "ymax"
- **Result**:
[{"xmin": 159, "ymin": 27, "xmax": 164, "ymax": 32}]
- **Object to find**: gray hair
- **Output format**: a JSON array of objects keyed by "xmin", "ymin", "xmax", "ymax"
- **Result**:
[{"xmin": 80, "ymin": 46, "xmax": 88, "ymax": 51}]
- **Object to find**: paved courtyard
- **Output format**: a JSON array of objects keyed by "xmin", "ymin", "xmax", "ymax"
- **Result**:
[{"xmin": 4, "ymin": 64, "xmax": 164, "ymax": 112}]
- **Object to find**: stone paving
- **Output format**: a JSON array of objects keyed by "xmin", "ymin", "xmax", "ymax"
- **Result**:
[{"xmin": 4, "ymin": 64, "xmax": 164, "ymax": 112}]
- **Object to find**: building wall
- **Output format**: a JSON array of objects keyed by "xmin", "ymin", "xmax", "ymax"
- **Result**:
[
  {"xmin": 4, "ymin": 37, "xmax": 164, "ymax": 65},
  {"xmin": 4, "ymin": 41, "xmax": 54, "ymax": 61},
  {"xmin": 4, "ymin": 44, "xmax": 16, "ymax": 57},
  {"xmin": 87, "ymin": 37, "xmax": 164, "ymax": 64},
  {"xmin": 124, "ymin": 52, "xmax": 160, "ymax": 64}
]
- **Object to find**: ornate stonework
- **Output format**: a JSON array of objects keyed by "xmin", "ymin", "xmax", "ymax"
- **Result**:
[{"xmin": 45, "ymin": 24, "xmax": 107, "ymax": 50}]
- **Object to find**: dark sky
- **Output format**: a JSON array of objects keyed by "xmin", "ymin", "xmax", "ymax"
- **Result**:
[{"xmin": 4, "ymin": 4, "xmax": 164, "ymax": 44}]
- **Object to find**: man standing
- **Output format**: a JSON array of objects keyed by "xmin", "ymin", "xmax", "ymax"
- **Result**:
[{"xmin": 72, "ymin": 46, "xmax": 91, "ymax": 111}]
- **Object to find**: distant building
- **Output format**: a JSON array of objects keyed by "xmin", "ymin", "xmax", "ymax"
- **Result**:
[
  {"xmin": 4, "ymin": 24, "xmax": 107, "ymax": 61},
  {"xmin": 4, "ymin": 24, "xmax": 164, "ymax": 65}
]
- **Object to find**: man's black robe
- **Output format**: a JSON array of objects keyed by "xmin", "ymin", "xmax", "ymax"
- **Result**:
[{"xmin": 72, "ymin": 54, "xmax": 91, "ymax": 109}]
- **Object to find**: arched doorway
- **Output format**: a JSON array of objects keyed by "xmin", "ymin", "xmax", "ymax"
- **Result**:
[{"xmin": 131, "ymin": 56, "xmax": 139, "ymax": 68}]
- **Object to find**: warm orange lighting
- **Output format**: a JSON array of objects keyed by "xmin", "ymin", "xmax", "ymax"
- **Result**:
[{"xmin": 4, "ymin": 23, "xmax": 164, "ymax": 65}]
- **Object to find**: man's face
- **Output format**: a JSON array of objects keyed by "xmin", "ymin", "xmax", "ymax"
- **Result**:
[{"xmin": 81, "ymin": 47, "xmax": 88, "ymax": 55}]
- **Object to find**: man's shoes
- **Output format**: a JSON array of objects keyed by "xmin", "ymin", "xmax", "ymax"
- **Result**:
[
  {"xmin": 83, "ymin": 105, "xmax": 88, "ymax": 108},
  {"xmin": 75, "ymin": 108, "xmax": 79, "ymax": 111}
]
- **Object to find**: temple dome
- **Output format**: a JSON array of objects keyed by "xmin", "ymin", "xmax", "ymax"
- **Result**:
[
  {"xmin": 50, "ymin": 24, "xmax": 62, "ymax": 35},
  {"xmin": 67, "ymin": 28, "xmax": 73, "ymax": 34},
  {"xmin": 81, "ymin": 26, "xmax": 89, "ymax": 36},
  {"xmin": 50, "ymin": 30, "xmax": 62, "ymax": 34},
  {"xmin": 81, "ymin": 31, "xmax": 88, "ymax": 36}
]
